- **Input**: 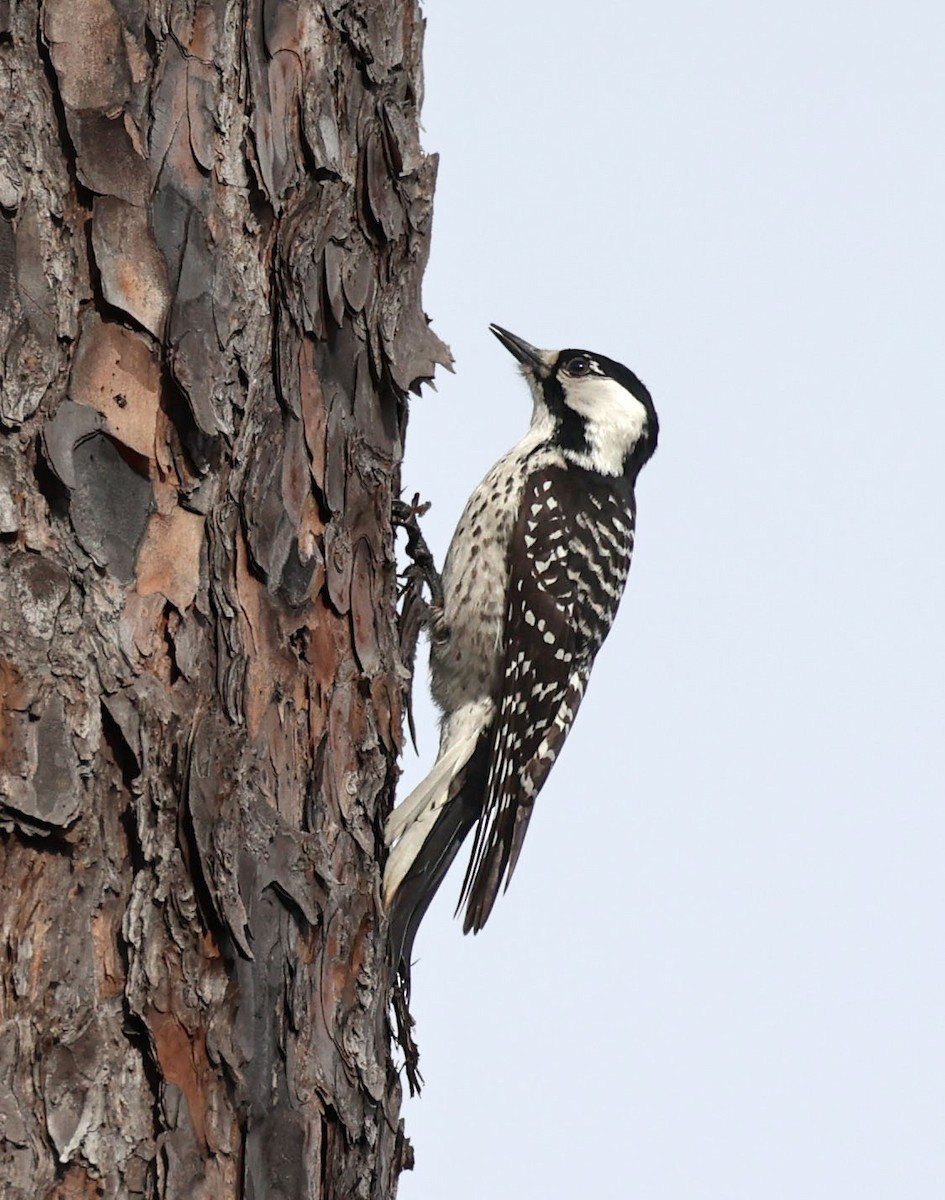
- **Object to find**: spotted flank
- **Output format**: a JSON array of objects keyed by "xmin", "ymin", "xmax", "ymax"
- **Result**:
[{"xmin": 458, "ymin": 465, "xmax": 636, "ymax": 931}]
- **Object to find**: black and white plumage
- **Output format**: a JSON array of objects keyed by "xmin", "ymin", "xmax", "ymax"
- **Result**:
[{"xmin": 384, "ymin": 325, "xmax": 659, "ymax": 981}]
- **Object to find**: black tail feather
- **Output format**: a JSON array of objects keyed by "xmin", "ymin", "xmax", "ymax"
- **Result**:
[
  {"xmin": 388, "ymin": 785, "xmax": 479, "ymax": 994},
  {"xmin": 462, "ymin": 796, "xmax": 537, "ymax": 934},
  {"xmin": 387, "ymin": 738, "xmax": 489, "ymax": 993}
]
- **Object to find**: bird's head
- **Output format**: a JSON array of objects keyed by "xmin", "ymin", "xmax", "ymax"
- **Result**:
[{"xmin": 489, "ymin": 324, "xmax": 658, "ymax": 479}]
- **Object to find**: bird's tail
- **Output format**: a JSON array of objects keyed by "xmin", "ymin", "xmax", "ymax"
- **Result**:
[{"xmin": 383, "ymin": 704, "xmax": 492, "ymax": 986}]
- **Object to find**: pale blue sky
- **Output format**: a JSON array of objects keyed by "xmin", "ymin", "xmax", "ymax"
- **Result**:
[{"xmin": 396, "ymin": 3, "xmax": 945, "ymax": 1196}]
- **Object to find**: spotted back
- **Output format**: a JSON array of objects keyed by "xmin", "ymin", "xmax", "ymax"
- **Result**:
[{"xmin": 459, "ymin": 464, "xmax": 637, "ymax": 931}]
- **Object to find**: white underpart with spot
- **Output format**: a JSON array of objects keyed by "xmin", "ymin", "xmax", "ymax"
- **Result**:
[{"xmin": 429, "ymin": 403, "xmax": 562, "ymax": 719}]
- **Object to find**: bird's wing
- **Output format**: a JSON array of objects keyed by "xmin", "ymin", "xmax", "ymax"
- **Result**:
[{"xmin": 458, "ymin": 465, "xmax": 636, "ymax": 932}]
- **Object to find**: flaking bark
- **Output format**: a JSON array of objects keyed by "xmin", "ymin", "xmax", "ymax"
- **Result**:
[{"xmin": 0, "ymin": 2, "xmax": 448, "ymax": 1196}]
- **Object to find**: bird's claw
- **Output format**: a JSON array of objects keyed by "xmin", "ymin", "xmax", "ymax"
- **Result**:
[
  {"xmin": 426, "ymin": 602, "xmax": 449, "ymax": 645},
  {"xmin": 393, "ymin": 493, "xmax": 447, "ymax": 752},
  {"xmin": 392, "ymin": 492, "xmax": 444, "ymax": 610}
]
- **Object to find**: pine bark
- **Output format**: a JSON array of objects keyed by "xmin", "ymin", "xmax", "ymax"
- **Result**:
[{"xmin": 0, "ymin": 2, "xmax": 447, "ymax": 1196}]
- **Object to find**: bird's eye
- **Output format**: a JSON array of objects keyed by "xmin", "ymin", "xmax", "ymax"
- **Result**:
[{"xmin": 564, "ymin": 356, "xmax": 591, "ymax": 377}]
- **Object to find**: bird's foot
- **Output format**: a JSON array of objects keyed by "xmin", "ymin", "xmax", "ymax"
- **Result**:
[
  {"xmin": 392, "ymin": 493, "xmax": 444, "ymax": 611},
  {"xmin": 393, "ymin": 493, "xmax": 447, "ymax": 750},
  {"xmin": 425, "ymin": 601, "xmax": 450, "ymax": 646}
]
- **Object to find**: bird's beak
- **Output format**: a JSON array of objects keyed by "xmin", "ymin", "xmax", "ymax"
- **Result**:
[{"xmin": 489, "ymin": 325, "xmax": 549, "ymax": 375}]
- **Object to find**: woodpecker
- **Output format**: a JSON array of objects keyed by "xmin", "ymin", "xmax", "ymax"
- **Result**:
[{"xmin": 384, "ymin": 325, "xmax": 659, "ymax": 982}]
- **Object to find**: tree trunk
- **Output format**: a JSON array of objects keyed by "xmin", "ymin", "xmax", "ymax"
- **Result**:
[{"xmin": 0, "ymin": 2, "xmax": 447, "ymax": 1196}]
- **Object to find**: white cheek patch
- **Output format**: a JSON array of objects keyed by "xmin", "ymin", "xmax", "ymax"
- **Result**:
[{"xmin": 562, "ymin": 376, "xmax": 650, "ymax": 475}]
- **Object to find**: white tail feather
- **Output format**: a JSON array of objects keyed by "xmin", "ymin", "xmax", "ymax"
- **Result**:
[
  {"xmin": 383, "ymin": 699, "xmax": 492, "ymax": 905},
  {"xmin": 383, "ymin": 803, "xmax": 448, "ymax": 907}
]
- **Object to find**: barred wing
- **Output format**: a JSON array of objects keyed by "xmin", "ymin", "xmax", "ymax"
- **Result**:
[{"xmin": 459, "ymin": 465, "xmax": 637, "ymax": 932}]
